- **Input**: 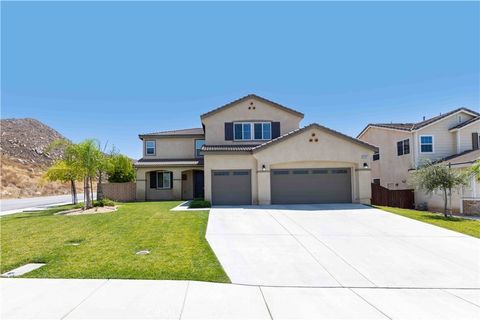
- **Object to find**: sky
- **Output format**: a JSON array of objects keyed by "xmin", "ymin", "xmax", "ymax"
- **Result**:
[{"xmin": 2, "ymin": 1, "xmax": 479, "ymax": 159}]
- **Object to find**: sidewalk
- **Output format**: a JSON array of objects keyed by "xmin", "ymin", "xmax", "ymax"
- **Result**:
[{"xmin": 1, "ymin": 278, "xmax": 479, "ymax": 319}]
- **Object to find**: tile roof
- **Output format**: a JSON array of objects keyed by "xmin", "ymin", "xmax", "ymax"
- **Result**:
[
  {"xmin": 139, "ymin": 128, "xmax": 204, "ymax": 137},
  {"xmin": 201, "ymin": 144, "xmax": 260, "ymax": 152},
  {"xmin": 253, "ymin": 123, "xmax": 378, "ymax": 152},
  {"xmin": 200, "ymin": 94, "xmax": 304, "ymax": 119},
  {"xmin": 358, "ymin": 107, "xmax": 479, "ymax": 138},
  {"xmin": 438, "ymin": 149, "xmax": 480, "ymax": 167},
  {"xmin": 449, "ymin": 116, "xmax": 480, "ymax": 130},
  {"xmin": 134, "ymin": 158, "xmax": 204, "ymax": 167}
]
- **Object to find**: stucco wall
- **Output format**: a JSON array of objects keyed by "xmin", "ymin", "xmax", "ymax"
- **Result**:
[
  {"xmin": 204, "ymin": 127, "xmax": 374, "ymax": 205},
  {"xmin": 201, "ymin": 98, "xmax": 302, "ymax": 145},
  {"xmin": 141, "ymin": 136, "xmax": 204, "ymax": 159},
  {"xmin": 415, "ymin": 111, "xmax": 475, "ymax": 163},
  {"xmin": 359, "ymin": 126, "xmax": 413, "ymax": 189},
  {"xmin": 456, "ymin": 122, "xmax": 480, "ymax": 153},
  {"xmin": 135, "ymin": 166, "xmax": 201, "ymax": 201}
]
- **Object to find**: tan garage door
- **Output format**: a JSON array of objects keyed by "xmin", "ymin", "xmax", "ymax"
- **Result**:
[
  {"xmin": 212, "ymin": 170, "xmax": 251, "ymax": 205},
  {"xmin": 271, "ymin": 168, "xmax": 352, "ymax": 204}
]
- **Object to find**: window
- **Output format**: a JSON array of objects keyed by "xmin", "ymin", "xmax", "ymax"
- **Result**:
[
  {"xmin": 397, "ymin": 139, "xmax": 410, "ymax": 156},
  {"xmin": 195, "ymin": 139, "xmax": 205, "ymax": 157},
  {"xmin": 156, "ymin": 171, "xmax": 172, "ymax": 189},
  {"xmin": 146, "ymin": 140, "xmax": 155, "ymax": 155},
  {"xmin": 234, "ymin": 122, "xmax": 271, "ymax": 141},
  {"xmin": 420, "ymin": 135, "xmax": 433, "ymax": 153},
  {"xmin": 373, "ymin": 179, "xmax": 380, "ymax": 185},
  {"xmin": 373, "ymin": 152, "xmax": 380, "ymax": 161}
]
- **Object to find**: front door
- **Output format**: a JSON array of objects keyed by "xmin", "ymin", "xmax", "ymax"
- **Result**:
[{"xmin": 193, "ymin": 170, "xmax": 205, "ymax": 199}]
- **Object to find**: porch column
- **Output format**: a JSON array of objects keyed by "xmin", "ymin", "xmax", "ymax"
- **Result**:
[{"xmin": 135, "ymin": 168, "xmax": 146, "ymax": 201}]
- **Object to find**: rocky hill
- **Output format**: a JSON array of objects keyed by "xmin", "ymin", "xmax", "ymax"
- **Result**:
[{"xmin": 1, "ymin": 118, "xmax": 75, "ymax": 198}]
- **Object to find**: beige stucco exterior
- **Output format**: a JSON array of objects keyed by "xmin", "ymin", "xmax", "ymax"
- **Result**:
[
  {"xmin": 454, "ymin": 121, "xmax": 480, "ymax": 153},
  {"xmin": 203, "ymin": 126, "xmax": 375, "ymax": 205},
  {"xmin": 141, "ymin": 136, "xmax": 204, "ymax": 159},
  {"xmin": 201, "ymin": 98, "xmax": 302, "ymax": 145},
  {"xmin": 357, "ymin": 126, "xmax": 413, "ymax": 190},
  {"xmin": 135, "ymin": 95, "xmax": 376, "ymax": 204}
]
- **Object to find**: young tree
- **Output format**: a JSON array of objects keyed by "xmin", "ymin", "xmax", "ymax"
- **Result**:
[
  {"xmin": 44, "ymin": 160, "xmax": 82, "ymax": 204},
  {"xmin": 107, "ymin": 154, "xmax": 135, "ymax": 183},
  {"xmin": 411, "ymin": 160, "xmax": 469, "ymax": 217},
  {"xmin": 471, "ymin": 160, "xmax": 480, "ymax": 182},
  {"xmin": 73, "ymin": 139, "xmax": 104, "ymax": 209}
]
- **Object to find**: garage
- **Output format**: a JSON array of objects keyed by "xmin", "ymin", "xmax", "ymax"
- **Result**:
[
  {"xmin": 271, "ymin": 168, "xmax": 352, "ymax": 204},
  {"xmin": 212, "ymin": 170, "xmax": 252, "ymax": 205}
]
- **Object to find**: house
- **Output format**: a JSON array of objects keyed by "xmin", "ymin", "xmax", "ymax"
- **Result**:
[
  {"xmin": 357, "ymin": 108, "xmax": 480, "ymax": 214},
  {"xmin": 134, "ymin": 94, "xmax": 377, "ymax": 205}
]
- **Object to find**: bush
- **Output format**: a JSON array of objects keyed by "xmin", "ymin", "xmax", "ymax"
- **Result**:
[
  {"xmin": 94, "ymin": 198, "xmax": 115, "ymax": 207},
  {"xmin": 188, "ymin": 199, "xmax": 211, "ymax": 209},
  {"xmin": 107, "ymin": 155, "xmax": 135, "ymax": 183}
]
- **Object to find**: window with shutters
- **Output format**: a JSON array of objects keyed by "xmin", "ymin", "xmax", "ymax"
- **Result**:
[
  {"xmin": 233, "ymin": 122, "xmax": 271, "ymax": 141},
  {"xmin": 150, "ymin": 171, "xmax": 172, "ymax": 189}
]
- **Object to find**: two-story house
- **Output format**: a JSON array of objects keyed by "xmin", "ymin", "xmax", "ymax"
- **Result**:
[
  {"xmin": 134, "ymin": 94, "xmax": 377, "ymax": 205},
  {"xmin": 357, "ymin": 108, "xmax": 480, "ymax": 214}
]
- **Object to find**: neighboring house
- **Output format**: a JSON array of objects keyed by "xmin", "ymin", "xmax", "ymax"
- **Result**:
[
  {"xmin": 357, "ymin": 108, "xmax": 480, "ymax": 214},
  {"xmin": 134, "ymin": 94, "xmax": 377, "ymax": 205}
]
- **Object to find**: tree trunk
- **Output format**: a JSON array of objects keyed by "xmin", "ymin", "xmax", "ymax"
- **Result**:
[
  {"xmin": 443, "ymin": 188, "xmax": 448, "ymax": 218},
  {"xmin": 448, "ymin": 187, "xmax": 452, "ymax": 217},
  {"xmin": 97, "ymin": 171, "xmax": 104, "ymax": 201},
  {"xmin": 84, "ymin": 176, "xmax": 92, "ymax": 209},
  {"xmin": 90, "ymin": 176, "xmax": 94, "ymax": 204},
  {"xmin": 70, "ymin": 180, "xmax": 78, "ymax": 204}
]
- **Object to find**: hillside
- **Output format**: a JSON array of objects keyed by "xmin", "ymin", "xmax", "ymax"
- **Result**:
[{"xmin": 0, "ymin": 118, "xmax": 76, "ymax": 198}]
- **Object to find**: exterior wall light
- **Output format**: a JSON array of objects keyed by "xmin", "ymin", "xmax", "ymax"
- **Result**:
[
  {"xmin": 363, "ymin": 163, "xmax": 369, "ymax": 169},
  {"xmin": 262, "ymin": 164, "xmax": 266, "ymax": 171}
]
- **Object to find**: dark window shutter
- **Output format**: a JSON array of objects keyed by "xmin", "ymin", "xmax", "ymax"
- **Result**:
[
  {"xmin": 150, "ymin": 171, "xmax": 157, "ymax": 188},
  {"xmin": 225, "ymin": 122, "xmax": 233, "ymax": 141},
  {"xmin": 169, "ymin": 172, "xmax": 173, "ymax": 189},
  {"xmin": 472, "ymin": 132, "xmax": 479, "ymax": 150},
  {"xmin": 272, "ymin": 122, "xmax": 281, "ymax": 139}
]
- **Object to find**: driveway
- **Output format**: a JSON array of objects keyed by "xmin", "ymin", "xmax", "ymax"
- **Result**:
[{"xmin": 206, "ymin": 204, "xmax": 480, "ymax": 288}]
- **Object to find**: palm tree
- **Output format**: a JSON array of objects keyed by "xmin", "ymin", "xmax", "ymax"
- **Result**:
[
  {"xmin": 44, "ymin": 160, "xmax": 82, "ymax": 204},
  {"xmin": 73, "ymin": 139, "xmax": 103, "ymax": 209},
  {"xmin": 471, "ymin": 160, "xmax": 480, "ymax": 182}
]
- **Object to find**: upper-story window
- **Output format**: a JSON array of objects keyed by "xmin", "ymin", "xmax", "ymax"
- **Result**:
[
  {"xmin": 373, "ymin": 151, "xmax": 380, "ymax": 161},
  {"xmin": 397, "ymin": 139, "xmax": 410, "ymax": 156},
  {"xmin": 146, "ymin": 140, "xmax": 156, "ymax": 155},
  {"xmin": 195, "ymin": 139, "xmax": 205, "ymax": 157},
  {"xmin": 420, "ymin": 135, "xmax": 434, "ymax": 153},
  {"xmin": 234, "ymin": 122, "xmax": 271, "ymax": 141}
]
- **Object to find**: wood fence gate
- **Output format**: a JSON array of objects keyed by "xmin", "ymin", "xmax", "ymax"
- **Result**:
[{"xmin": 371, "ymin": 183, "xmax": 414, "ymax": 209}]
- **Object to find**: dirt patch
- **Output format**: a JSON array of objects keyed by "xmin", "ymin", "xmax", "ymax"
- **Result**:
[{"xmin": 57, "ymin": 206, "xmax": 117, "ymax": 216}]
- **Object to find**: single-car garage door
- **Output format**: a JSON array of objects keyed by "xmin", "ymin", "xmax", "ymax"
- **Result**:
[
  {"xmin": 212, "ymin": 170, "xmax": 252, "ymax": 205},
  {"xmin": 271, "ymin": 168, "xmax": 352, "ymax": 204}
]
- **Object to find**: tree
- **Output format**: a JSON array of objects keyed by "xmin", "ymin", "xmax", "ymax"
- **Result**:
[
  {"xmin": 471, "ymin": 160, "xmax": 480, "ymax": 182},
  {"xmin": 45, "ymin": 140, "xmax": 82, "ymax": 204},
  {"xmin": 107, "ymin": 154, "xmax": 135, "ymax": 183},
  {"xmin": 411, "ymin": 160, "xmax": 469, "ymax": 217},
  {"xmin": 44, "ymin": 160, "xmax": 82, "ymax": 204},
  {"xmin": 73, "ymin": 139, "xmax": 104, "ymax": 209}
]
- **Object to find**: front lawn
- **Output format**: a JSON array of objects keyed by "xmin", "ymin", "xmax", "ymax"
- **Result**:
[
  {"xmin": 375, "ymin": 206, "xmax": 480, "ymax": 238},
  {"xmin": 0, "ymin": 201, "xmax": 229, "ymax": 282}
]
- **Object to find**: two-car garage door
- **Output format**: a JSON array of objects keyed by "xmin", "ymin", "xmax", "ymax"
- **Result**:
[
  {"xmin": 211, "ymin": 167, "xmax": 352, "ymax": 205},
  {"xmin": 271, "ymin": 168, "xmax": 352, "ymax": 204}
]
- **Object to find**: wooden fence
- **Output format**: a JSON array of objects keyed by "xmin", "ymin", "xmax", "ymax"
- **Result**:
[{"xmin": 371, "ymin": 183, "xmax": 414, "ymax": 209}]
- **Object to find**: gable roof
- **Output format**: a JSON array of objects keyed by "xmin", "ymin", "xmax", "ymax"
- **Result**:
[
  {"xmin": 449, "ymin": 116, "xmax": 480, "ymax": 131},
  {"xmin": 357, "ymin": 107, "xmax": 479, "ymax": 138},
  {"xmin": 437, "ymin": 149, "xmax": 480, "ymax": 168},
  {"xmin": 139, "ymin": 127, "xmax": 204, "ymax": 139},
  {"xmin": 253, "ymin": 123, "xmax": 378, "ymax": 153},
  {"xmin": 200, "ymin": 94, "xmax": 304, "ymax": 120}
]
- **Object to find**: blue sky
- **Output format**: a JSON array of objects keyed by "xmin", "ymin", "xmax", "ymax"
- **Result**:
[{"xmin": 2, "ymin": 1, "xmax": 479, "ymax": 159}]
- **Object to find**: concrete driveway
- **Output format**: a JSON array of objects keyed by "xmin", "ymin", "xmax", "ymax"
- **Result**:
[{"xmin": 206, "ymin": 204, "xmax": 480, "ymax": 288}]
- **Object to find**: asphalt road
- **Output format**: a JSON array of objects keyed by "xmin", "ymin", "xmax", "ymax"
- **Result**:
[{"xmin": 0, "ymin": 194, "xmax": 89, "ymax": 215}]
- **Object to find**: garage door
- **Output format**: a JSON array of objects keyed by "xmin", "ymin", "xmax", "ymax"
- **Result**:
[
  {"xmin": 212, "ymin": 170, "xmax": 251, "ymax": 205},
  {"xmin": 271, "ymin": 168, "xmax": 352, "ymax": 204}
]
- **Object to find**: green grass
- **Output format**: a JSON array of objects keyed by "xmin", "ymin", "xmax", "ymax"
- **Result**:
[
  {"xmin": 375, "ymin": 206, "xmax": 480, "ymax": 238},
  {"xmin": 0, "ymin": 201, "xmax": 229, "ymax": 282}
]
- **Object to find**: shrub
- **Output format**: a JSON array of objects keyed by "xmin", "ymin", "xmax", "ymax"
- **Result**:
[
  {"xmin": 188, "ymin": 199, "xmax": 211, "ymax": 209},
  {"xmin": 107, "ymin": 155, "xmax": 135, "ymax": 183},
  {"xmin": 94, "ymin": 198, "xmax": 115, "ymax": 207}
]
